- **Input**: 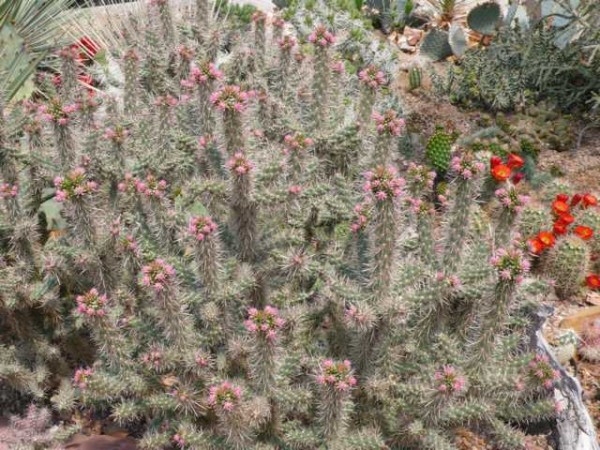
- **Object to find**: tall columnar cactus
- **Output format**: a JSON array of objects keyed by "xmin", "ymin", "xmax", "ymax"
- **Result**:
[
  {"xmin": 210, "ymin": 85, "xmax": 251, "ymax": 155},
  {"xmin": 357, "ymin": 65, "xmax": 387, "ymax": 125},
  {"xmin": 252, "ymin": 12, "xmax": 267, "ymax": 71},
  {"xmin": 54, "ymin": 167, "xmax": 98, "ymax": 248},
  {"xmin": 371, "ymin": 109, "xmax": 405, "ymax": 165},
  {"xmin": 181, "ymin": 61, "xmax": 223, "ymax": 135},
  {"xmin": 227, "ymin": 152, "xmax": 257, "ymax": 262},
  {"xmin": 276, "ymin": 35, "xmax": 297, "ymax": 101},
  {"xmin": 494, "ymin": 186, "xmax": 530, "ymax": 246},
  {"xmin": 363, "ymin": 165, "xmax": 405, "ymax": 300},
  {"xmin": 309, "ymin": 25, "xmax": 335, "ymax": 133},
  {"xmin": 58, "ymin": 46, "xmax": 79, "ymax": 104},
  {"xmin": 442, "ymin": 153, "xmax": 486, "ymax": 274},
  {"xmin": 123, "ymin": 49, "xmax": 140, "ymax": 116},
  {"xmin": 187, "ymin": 215, "xmax": 222, "ymax": 297},
  {"xmin": 151, "ymin": 0, "xmax": 176, "ymax": 47},
  {"xmin": 316, "ymin": 359, "xmax": 356, "ymax": 442},
  {"xmin": 469, "ymin": 247, "xmax": 530, "ymax": 366},
  {"xmin": 39, "ymin": 98, "xmax": 79, "ymax": 170}
]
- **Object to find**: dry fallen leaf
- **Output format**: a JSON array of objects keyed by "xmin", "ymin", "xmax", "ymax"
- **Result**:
[{"xmin": 559, "ymin": 306, "xmax": 600, "ymax": 332}]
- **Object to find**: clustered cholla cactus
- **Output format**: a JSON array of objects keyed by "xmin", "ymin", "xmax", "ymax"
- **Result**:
[{"xmin": 1, "ymin": 1, "xmax": 596, "ymax": 449}]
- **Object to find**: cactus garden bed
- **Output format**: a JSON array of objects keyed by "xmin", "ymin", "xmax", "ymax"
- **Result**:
[{"xmin": 1, "ymin": 0, "xmax": 600, "ymax": 449}]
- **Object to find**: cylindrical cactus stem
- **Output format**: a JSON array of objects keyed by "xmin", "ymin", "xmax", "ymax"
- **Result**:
[
  {"xmin": 210, "ymin": 85, "xmax": 251, "ymax": 155},
  {"xmin": 195, "ymin": 0, "xmax": 211, "ymax": 33},
  {"xmin": 140, "ymin": 259, "xmax": 193, "ymax": 346},
  {"xmin": 103, "ymin": 125, "xmax": 130, "ymax": 203},
  {"xmin": 0, "ymin": 96, "xmax": 17, "ymax": 185},
  {"xmin": 350, "ymin": 201, "xmax": 371, "ymax": 284},
  {"xmin": 276, "ymin": 35, "xmax": 296, "ymax": 100},
  {"xmin": 207, "ymin": 382, "xmax": 253, "ymax": 449},
  {"xmin": 252, "ymin": 12, "xmax": 267, "ymax": 71},
  {"xmin": 74, "ymin": 289, "xmax": 127, "ymax": 365},
  {"xmin": 151, "ymin": 0, "xmax": 175, "ymax": 47},
  {"xmin": 123, "ymin": 49, "xmax": 140, "ymax": 116},
  {"xmin": 363, "ymin": 166, "xmax": 405, "ymax": 300},
  {"xmin": 153, "ymin": 95, "xmax": 178, "ymax": 161},
  {"xmin": 283, "ymin": 132, "xmax": 313, "ymax": 183},
  {"xmin": 545, "ymin": 235, "xmax": 590, "ymax": 300},
  {"xmin": 23, "ymin": 115, "xmax": 45, "ymax": 216},
  {"xmin": 357, "ymin": 65, "xmax": 387, "ymax": 126},
  {"xmin": 371, "ymin": 109, "xmax": 405, "ymax": 166},
  {"xmin": 1, "ymin": 183, "xmax": 20, "ymax": 222},
  {"xmin": 181, "ymin": 61, "xmax": 223, "ymax": 135},
  {"xmin": 58, "ymin": 46, "xmax": 80, "ymax": 103},
  {"xmin": 136, "ymin": 174, "xmax": 175, "ymax": 250},
  {"xmin": 187, "ymin": 215, "xmax": 222, "ymax": 298},
  {"xmin": 441, "ymin": 153, "xmax": 485, "ymax": 274},
  {"xmin": 315, "ymin": 359, "xmax": 357, "ymax": 442},
  {"xmin": 39, "ymin": 98, "xmax": 79, "ymax": 170},
  {"xmin": 226, "ymin": 152, "xmax": 257, "ymax": 263},
  {"xmin": 469, "ymin": 247, "xmax": 530, "ymax": 367},
  {"xmin": 309, "ymin": 26, "xmax": 335, "ymax": 133},
  {"xmin": 143, "ymin": 27, "xmax": 168, "ymax": 95},
  {"xmin": 272, "ymin": 16, "xmax": 285, "ymax": 42},
  {"xmin": 175, "ymin": 44, "xmax": 194, "ymax": 81},
  {"xmin": 494, "ymin": 187, "xmax": 530, "ymax": 247},
  {"xmin": 411, "ymin": 200, "xmax": 438, "ymax": 269},
  {"xmin": 244, "ymin": 306, "xmax": 285, "ymax": 394},
  {"xmin": 54, "ymin": 167, "xmax": 98, "ymax": 248}
]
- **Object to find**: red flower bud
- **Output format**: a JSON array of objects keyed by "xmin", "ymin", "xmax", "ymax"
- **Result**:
[
  {"xmin": 583, "ymin": 194, "xmax": 598, "ymax": 208},
  {"xmin": 574, "ymin": 225, "xmax": 594, "ymax": 240},
  {"xmin": 512, "ymin": 172, "xmax": 525, "ymax": 185},
  {"xmin": 490, "ymin": 156, "xmax": 502, "ymax": 168},
  {"xmin": 507, "ymin": 153, "xmax": 525, "ymax": 169},
  {"xmin": 571, "ymin": 194, "xmax": 583, "ymax": 206},
  {"xmin": 556, "ymin": 194, "xmax": 569, "ymax": 203},
  {"xmin": 557, "ymin": 213, "xmax": 574, "ymax": 225}
]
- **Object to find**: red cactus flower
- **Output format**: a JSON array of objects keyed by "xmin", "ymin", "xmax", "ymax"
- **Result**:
[
  {"xmin": 527, "ymin": 238, "xmax": 545, "ymax": 255},
  {"xmin": 552, "ymin": 200, "xmax": 569, "ymax": 216},
  {"xmin": 537, "ymin": 231, "xmax": 556, "ymax": 248},
  {"xmin": 491, "ymin": 164, "xmax": 511, "ymax": 182},
  {"xmin": 574, "ymin": 226, "xmax": 594, "ymax": 240},
  {"xmin": 571, "ymin": 194, "xmax": 583, "ymax": 206},
  {"xmin": 557, "ymin": 213, "xmax": 575, "ymax": 225},
  {"xmin": 556, "ymin": 194, "xmax": 569, "ymax": 203},
  {"xmin": 553, "ymin": 222, "xmax": 568, "ymax": 235},
  {"xmin": 507, "ymin": 153, "xmax": 524, "ymax": 169},
  {"xmin": 490, "ymin": 156, "xmax": 502, "ymax": 168},
  {"xmin": 586, "ymin": 274, "xmax": 600, "ymax": 290},
  {"xmin": 583, "ymin": 194, "xmax": 598, "ymax": 208}
]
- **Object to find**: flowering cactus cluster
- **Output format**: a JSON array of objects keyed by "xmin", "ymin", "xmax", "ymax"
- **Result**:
[{"xmin": 0, "ymin": 1, "xmax": 581, "ymax": 448}]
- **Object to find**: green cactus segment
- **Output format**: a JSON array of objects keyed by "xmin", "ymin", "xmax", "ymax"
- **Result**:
[
  {"xmin": 408, "ymin": 66, "xmax": 422, "ymax": 90},
  {"xmin": 425, "ymin": 127, "xmax": 452, "ymax": 174},
  {"xmin": 420, "ymin": 29, "xmax": 453, "ymax": 61},
  {"xmin": 467, "ymin": 1, "xmax": 501, "ymax": 35},
  {"xmin": 546, "ymin": 236, "xmax": 590, "ymax": 300},
  {"xmin": 449, "ymin": 24, "xmax": 468, "ymax": 57}
]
